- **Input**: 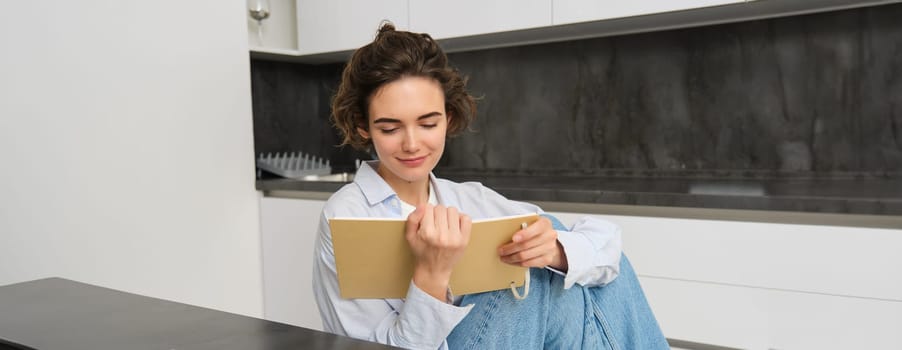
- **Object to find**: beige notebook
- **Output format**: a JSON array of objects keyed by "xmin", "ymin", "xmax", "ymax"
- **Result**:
[{"xmin": 330, "ymin": 213, "xmax": 539, "ymax": 299}]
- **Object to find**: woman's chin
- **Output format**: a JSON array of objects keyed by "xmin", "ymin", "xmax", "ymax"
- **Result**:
[{"xmin": 399, "ymin": 173, "xmax": 430, "ymax": 183}]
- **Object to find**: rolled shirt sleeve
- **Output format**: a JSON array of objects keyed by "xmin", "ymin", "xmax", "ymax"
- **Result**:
[
  {"xmin": 386, "ymin": 282, "xmax": 474, "ymax": 349},
  {"xmin": 554, "ymin": 216, "xmax": 622, "ymax": 288}
]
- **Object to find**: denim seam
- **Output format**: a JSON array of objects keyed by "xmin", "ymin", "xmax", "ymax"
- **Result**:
[
  {"xmin": 465, "ymin": 291, "xmax": 503, "ymax": 349},
  {"xmin": 592, "ymin": 298, "xmax": 621, "ymax": 350}
]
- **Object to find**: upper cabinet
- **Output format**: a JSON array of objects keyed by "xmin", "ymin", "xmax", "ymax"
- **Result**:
[
  {"xmin": 409, "ymin": 0, "xmax": 551, "ymax": 40},
  {"xmin": 295, "ymin": 0, "xmax": 408, "ymax": 55},
  {"xmin": 551, "ymin": 0, "xmax": 751, "ymax": 25},
  {"xmin": 251, "ymin": 0, "xmax": 895, "ymax": 62}
]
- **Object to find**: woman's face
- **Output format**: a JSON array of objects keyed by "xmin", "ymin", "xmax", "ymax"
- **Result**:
[{"xmin": 359, "ymin": 76, "xmax": 448, "ymax": 187}]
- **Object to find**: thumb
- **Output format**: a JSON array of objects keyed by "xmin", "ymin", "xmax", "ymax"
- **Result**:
[
  {"xmin": 459, "ymin": 214, "xmax": 472, "ymax": 242},
  {"xmin": 405, "ymin": 205, "xmax": 425, "ymax": 237}
]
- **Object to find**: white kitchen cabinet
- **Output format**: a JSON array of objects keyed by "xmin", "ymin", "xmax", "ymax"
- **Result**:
[
  {"xmin": 295, "ymin": 0, "xmax": 408, "ymax": 55},
  {"xmin": 549, "ymin": 211, "xmax": 902, "ymax": 349},
  {"xmin": 259, "ymin": 196, "xmax": 327, "ymax": 330},
  {"xmin": 256, "ymin": 192, "xmax": 902, "ymax": 347},
  {"xmin": 642, "ymin": 277, "xmax": 902, "ymax": 349},
  {"xmin": 551, "ymin": 0, "xmax": 752, "ymax": 25},
  {"xmin": 409, "ymin": 0, "xmax": 551, "ymax": 40},
  {"xmin": 256, "ymin": 0, "xmax": 895, "ymax": 62}
]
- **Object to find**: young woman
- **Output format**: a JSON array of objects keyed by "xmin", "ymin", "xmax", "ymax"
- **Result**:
[{"xmin": 312, "ymin": 23, "xmax": 668, "ymax": 350}]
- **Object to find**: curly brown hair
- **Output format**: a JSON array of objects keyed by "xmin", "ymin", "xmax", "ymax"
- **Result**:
[{"xmin": 331, "ymin": 23, "xmax": 477, "ymax": 151}]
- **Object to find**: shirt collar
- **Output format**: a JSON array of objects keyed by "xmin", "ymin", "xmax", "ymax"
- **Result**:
[{"xmin": 353, "ymin": 160, "xmax": 439, "ymax": 206}]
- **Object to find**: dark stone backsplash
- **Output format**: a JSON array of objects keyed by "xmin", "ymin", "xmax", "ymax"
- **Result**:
[
  {"xmin": 250, "ymin": 61, "xmax": 367, "ymax": 173},
  {"xmin": 250, "ymin": 60, "xmax": 337, "ymax": 157},
  {"xmin": 250, "ymin": 3, "xmax": 902, "ymax": 177}
]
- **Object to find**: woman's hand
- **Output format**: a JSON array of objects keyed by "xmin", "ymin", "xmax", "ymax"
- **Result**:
[
  {"xmin": 498, "ymin": 217, "xmax": 568, "ymax": 271},
  {"xmin": 405, "ymin": 204, "xmax": 472, "ymax": 301}
]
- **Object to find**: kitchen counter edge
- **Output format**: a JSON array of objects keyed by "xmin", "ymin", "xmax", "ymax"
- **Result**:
[{"xmin": 256, "ymin": 179, "xmax": 902, "ymax": 229}]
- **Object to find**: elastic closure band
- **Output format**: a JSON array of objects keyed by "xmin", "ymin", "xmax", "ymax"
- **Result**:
[
  {"xmin": 510, "ymin": 268, "xmax": 530, "ymax": 300},
  {"xmin": 510, "ymin": 222, "xmax": 530, "ymax": 300}
]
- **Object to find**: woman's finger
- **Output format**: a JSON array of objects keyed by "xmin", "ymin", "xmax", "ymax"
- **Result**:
[
  {"xmin": 511, "ymin": 217, "xmax": 551, "ymax": 242},
  {"xmin": 459, "ymin": 214, "xmax": 472, "ymax": 242},
  {"xmin": 507, "ymin": 253, "xmax": 556, "ymax": 268},
  {"xmin": 498, "ymin": 228, "xmax": 556, "ymax": 256},
  {"xmin": 503, "ymin": 239, "xmax": 552, "ymax": 261},
  {"xmin": 433, "ymin": 205, "xmax": 448, "ymax": 241},
  {"xmin": 447, "ymin": 206, "xmax": 460, "ymax": 237},
  {"xmin": 419, "ymin": 204, "xmax": 435, "ymax": 238}
]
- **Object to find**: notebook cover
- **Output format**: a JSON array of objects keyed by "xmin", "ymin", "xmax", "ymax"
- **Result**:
[{"xmin": 330, "ymin": 213, "xmax": 539, "ymax": 299}]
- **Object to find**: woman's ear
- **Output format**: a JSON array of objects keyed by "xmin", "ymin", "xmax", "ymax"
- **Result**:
[
  {"xmin": 357, "ymin": 126, "xmax": 370, "ymax": 140},
  {"xmin": 446, "ymin": 113, "xmax": 454, "ymax": 130}
]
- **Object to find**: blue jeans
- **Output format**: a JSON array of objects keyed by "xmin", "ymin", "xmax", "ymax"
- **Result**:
[{"xmin": 446, "ymin": 215, "xmax": 668, "ymax": 350}]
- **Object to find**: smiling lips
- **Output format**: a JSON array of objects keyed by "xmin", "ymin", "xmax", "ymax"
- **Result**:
[{"xmin": 398, "ymin": 155, "xmax": 427, "ymax": 167}]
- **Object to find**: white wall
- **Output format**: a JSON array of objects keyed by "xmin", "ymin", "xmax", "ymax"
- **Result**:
[{"xmin": 0, "ymin": 1, "xmax": 264, "ymax": 317}]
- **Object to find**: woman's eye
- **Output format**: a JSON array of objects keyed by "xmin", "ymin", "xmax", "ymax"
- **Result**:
[
  {"xmin": 379, "ymin": 128, "xmax": 398, "ymax": 134},
  {"xmin": 422, "ymin": 124, "xmax": 437, "ymax": 129}
]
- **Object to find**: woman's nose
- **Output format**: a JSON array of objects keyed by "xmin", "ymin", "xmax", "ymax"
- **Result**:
[{"xmin": 402, "ymin": 129, "xmax": 419, "ymax": 152}]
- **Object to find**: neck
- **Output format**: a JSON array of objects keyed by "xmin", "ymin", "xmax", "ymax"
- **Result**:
[{"xmin": 376, "ymin": 166, "xmax": 430, "ymax": 206}]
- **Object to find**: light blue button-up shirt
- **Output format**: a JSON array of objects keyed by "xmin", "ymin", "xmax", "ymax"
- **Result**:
[{"xmin": 312, "ymin": 161, "xmax": 623, "ymax": 349}]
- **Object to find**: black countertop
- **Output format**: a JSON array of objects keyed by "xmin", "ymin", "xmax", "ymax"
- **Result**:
[
  {"xmin": 0, "ymin": 278, "xmax": 397, "ymax": 350},
  {"xmin": 256, "ymin": 169, "xmax": 902, "ymax": 218}
]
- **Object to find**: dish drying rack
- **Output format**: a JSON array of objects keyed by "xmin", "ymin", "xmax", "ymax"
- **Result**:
[{"xmin": 256, "ymin": 151, "xmax": 331, "ymax": 179}]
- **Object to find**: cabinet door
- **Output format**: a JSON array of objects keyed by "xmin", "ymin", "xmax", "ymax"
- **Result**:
[
  {"xmin": 409, "ymin": 0, "xmax": 551, "ymax": 40},
  {"xmin": 259, "ymin": 196, "xmax": 326, "ymax": 330},
  {"xmin": 296, "ymin": 0, "xmax": 408, "ymax": 55},
  {"xmin": 552, "ymin": 0, "xmax": 750, "ymax": 25},
  {"xmin": 548, "ymin": 211, "xmax": 902, "ymax": 349}
]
